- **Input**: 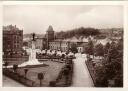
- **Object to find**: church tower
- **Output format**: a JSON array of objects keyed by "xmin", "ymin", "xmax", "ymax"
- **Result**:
[
  {"xmin": 46, "ymin": 25, "xmax": 54, "ymax": 49},
  {"xmin": 46, "ymin": 25, "xmax": 54, "ymax": 42}
]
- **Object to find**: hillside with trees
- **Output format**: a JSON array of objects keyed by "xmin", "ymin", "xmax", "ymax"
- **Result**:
[{"xmin": 55, "ymin": 27, "xmax": 101, "ymax": 39}]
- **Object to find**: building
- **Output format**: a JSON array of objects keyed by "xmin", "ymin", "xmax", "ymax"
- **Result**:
[
  {"xmin": 35, "ymin": 37, "xmax": 47, "ymax": 50},
  {"xmin": 49, "ymin": 40, "xmax": 70, "ymax": 52},
  {"xmin": 3, "ymin": 25, "xmax": 29, "ymax": 62},
  {"xmin": 45, "ymin": 25, "xmax": 89, "ymax": 53},
  {"xmin": 45, "ymin": 25, "xmax": 55, "ymax": 49},
  {"xmin": 77, "ymin": 42, "xmax": 88, "ymax": 53},
  {"xmin": 3, "ymin": 25, "xmax": 23, "ymax": 57},
  {"xmin": 45, "ymin": 26, "xmax": 71, "ymax": 52},
  {"xmin": 46, "ymin": 25, "xmax": 54, "ymax": 42},
  {"xmin": 24, "ymin": 36, "xmax": 47, "ymax": 51}
]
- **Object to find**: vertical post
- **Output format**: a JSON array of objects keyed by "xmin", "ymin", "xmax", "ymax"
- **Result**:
[{"xmin": 40, "ymin": 79, "xmax": 42, "ymax": 87}]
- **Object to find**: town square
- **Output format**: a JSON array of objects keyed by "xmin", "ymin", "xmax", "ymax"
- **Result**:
[{"xmin": 2, "ymin": 5, "xmax": 123, "ymax": 87}]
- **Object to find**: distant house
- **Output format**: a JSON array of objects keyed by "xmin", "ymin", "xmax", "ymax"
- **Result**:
[
  {"xmin": 94, "ymin": 38, "xmax": 111, "ymax": 46},
  {"xmin": 77, "ymin": 42, "xmax": 88, "ymax": 53}
]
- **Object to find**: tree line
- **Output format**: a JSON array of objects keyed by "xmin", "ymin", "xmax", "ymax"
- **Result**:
[
  {"xmin": 85, "ymin": 38, "xmax": 123, "ymax": 87},
  {"xmin": 55, "ymin": 27, "xmax": 101, "ymax": 39}
]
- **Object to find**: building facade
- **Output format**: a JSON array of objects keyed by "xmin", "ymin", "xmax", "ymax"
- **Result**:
[
  {"xmin": 77, "ymin": 42, "xmax": 88, "ymax": 53},
  {"xmin": 45, "ymin": 25, "xmax": 89, "ymax": 53},
  {"xmin": 45, "ymin": 25, "xmax": 71, "ymax": 52},
  {"xmin": 35, "ymin": 38, "xmax": 43, "ymax": 50},
  {"xmin": 49, "ymin": 40, "xmax": 70, "ymax": 52},
  {"xmin": 3, "ymin": 25, "xmax": 23, "ymax": 58}
]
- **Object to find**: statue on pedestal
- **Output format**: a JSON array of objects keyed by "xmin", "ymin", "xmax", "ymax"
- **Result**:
[{"xmin": 32, "ymin": 33, "xmax": 35, "ymax": 41}]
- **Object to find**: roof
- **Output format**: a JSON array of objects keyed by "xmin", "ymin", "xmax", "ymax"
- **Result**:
[
  {"xmin": 47, "ymin": 25, "xmax": 54, "ymax": 32},
  {"xmin": 77, "ymin": 42, "xmax": 87, "ymax": 47},
  {"xmin": 82, "ymin": 37, "xmax": 88, "ymax": 42},
  {"xmin": 95, "ymin": 38, "xmax": 111, "ymax": 46},
  {"xmin": 3, "ymin": 25, "xmax": 21, "ymax": 31},
  {"xmin": 70, "ymin": 37, "xmax": 79, "ymax": 42}
]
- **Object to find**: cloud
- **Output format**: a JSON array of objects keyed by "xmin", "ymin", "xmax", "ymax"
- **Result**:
[{"xmin": 3, "ymin": 5, "xmax": 123, "ymax": 34}]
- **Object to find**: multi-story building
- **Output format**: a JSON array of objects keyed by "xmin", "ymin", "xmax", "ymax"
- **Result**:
[
  {"xmin": 35, "ymin": 38, "xmax": 45, "ymax": 50},
  {"xmin": 3, "ymin": 25, "xmax": 29, "ymax": 62},
  {"xmin": 3, "ymin": 25, "xmax": 23, "ymax": 57},
  {"xmin": 45, "ymin": 26, "xmax": 71, "ymax": 52},
  {"xmin": 25, "ymin": 36, "xmax": 47, "ymax": 51},
  {"xmin": 49, "ymin": 40, "xmax": 70, "ymax": 52}
]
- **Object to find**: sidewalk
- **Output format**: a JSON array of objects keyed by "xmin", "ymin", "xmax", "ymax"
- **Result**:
[
  {"xmin": 71, "ymin": 53, "xmax": 94, "ymax": 87},
  {"xmin": 3, "ymin": 76, "xmax": 25, "ymax": 87}
]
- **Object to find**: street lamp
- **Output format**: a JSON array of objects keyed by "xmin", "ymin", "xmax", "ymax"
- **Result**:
[
  {"xmin": 37, "ymin": 73, "xmax": 44, "ymax": 87},
  {"xmin": 24, "ymin": 68, "xmax": 29, "ymax": 79}
]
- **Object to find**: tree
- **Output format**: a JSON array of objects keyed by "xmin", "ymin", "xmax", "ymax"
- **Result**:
[
  {"xmin": 116, "ymin": 38, "xmax": 123, "ymax": 51},
  {"xmin": 55, "ymin": 27, "xmax": 100, "ymax": 39},
  {"xmin": 95, "ymin": 65, "xmax": 108, "ymax": 87},
  {"xmin": 70, "ymin": 43, "xmax": 78, "ymax": 53},
  {"xmin": 62, "ymin": 54, "xmax": 65, "ymax": 58},
  {"xmin": 102, "ymin": 42, "xmax": 122, "ymax": 86},
  {"xmin": 4, "ymin": 62, "xmax": 8, "ymax": 69},
  {"xmin": 95, "ymin": 40, "xmax": 123, "ymax": 87},
  {"xmin": 94, "ymin": 43, "xmax": 104, "ymax": 58},
  {"xmin": 38, "ymin": 73, "xmax": 44, "ymax": 86},
  {"xmin": 104, "ymin": 42, "xmax": 110, "ymax": 55},
  {"xmin": 13, "ymin": 64, "xmax": 18, "ymax": 73},
  {"xmin": 85, "ymin": 40, "xmax": 94, "ymax": 57}
]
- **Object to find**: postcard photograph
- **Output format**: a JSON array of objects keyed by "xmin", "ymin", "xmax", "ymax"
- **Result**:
[{"xmin": 2, "ymin": 4, "xmax": 123, "ymax": 87}]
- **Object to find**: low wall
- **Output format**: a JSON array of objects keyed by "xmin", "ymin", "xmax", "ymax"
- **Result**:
[{"xmin": 3, "ymin": 56, "xmax": 29, "ymax": 62}]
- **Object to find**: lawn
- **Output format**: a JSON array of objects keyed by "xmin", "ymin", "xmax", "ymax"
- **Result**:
[{"xmin": 9, "ymin": 61, "xmax": 65, "ymax": 86}]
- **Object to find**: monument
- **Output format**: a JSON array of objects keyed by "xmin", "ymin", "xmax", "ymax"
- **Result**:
[{"xmin": 19, "ymin": 33, "xmax": 43, "ymax": 67}]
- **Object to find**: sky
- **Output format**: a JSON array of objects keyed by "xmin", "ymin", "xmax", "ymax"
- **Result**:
[{"xmin": 3, "ymin": 5, "xmax": 123, "ymax": 34}]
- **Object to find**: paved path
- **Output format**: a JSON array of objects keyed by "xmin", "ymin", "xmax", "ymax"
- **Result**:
[
  {"xmin": 71, "ymin": 53, "xmax": 94, "ymax": 87},
  {"xmin": 3, "ymin": 76, "xmax": 25, "ymax": 87}
]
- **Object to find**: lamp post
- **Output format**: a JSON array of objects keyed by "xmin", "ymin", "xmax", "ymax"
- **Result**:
[
  {"xmin": 24, "ymin": 68, "xmax": 28, "ymax": 79},
  {"xmin": 37, "ymin": 73, "xmax": 44, "ymax": 87}
]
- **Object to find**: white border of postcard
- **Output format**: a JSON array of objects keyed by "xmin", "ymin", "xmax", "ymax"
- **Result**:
[{"xmin": 0, "ymin": 1, "xmax": 128, "ymax": 91}]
